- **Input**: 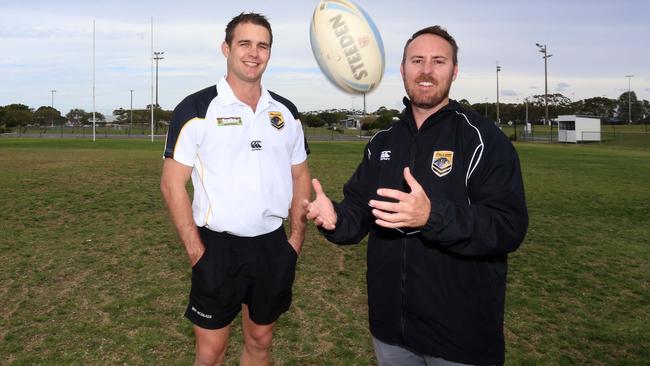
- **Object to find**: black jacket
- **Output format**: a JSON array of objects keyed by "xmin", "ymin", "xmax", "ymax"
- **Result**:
[{"xmin": 323, "ymin": 98, "xmax": 528, "ymax": 365}]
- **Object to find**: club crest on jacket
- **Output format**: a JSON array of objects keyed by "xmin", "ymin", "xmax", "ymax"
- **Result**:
[{"xmin": 432, "ymin": 150, "xmax": 453, "ymax": 177}]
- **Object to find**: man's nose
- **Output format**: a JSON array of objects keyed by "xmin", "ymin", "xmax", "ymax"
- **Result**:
[{"xmin": 421, "ymin": 60, "xmax": 434, "ymax": 74}]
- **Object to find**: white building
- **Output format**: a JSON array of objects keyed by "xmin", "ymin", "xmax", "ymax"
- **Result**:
[
  {"xmin": 558, "ymin": 115, "xmax": 601, "ymax": 143},
  {"xmin": 339, "ymin": 117, "xmax": 361, "ymax": 129}
]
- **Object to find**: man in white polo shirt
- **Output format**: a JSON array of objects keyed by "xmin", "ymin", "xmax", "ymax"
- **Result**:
[{"xmin": 160, "ymin": 12, "xmax": 311, "ymax": 366}]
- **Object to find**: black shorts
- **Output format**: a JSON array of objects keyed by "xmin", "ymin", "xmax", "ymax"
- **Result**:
[{"xmin": 185, "ymin": 225, "xmax": 298, "ymax": 329}]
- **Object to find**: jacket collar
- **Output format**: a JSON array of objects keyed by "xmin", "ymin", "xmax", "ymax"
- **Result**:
[{"xmin": 400, "ymin": 97, "xmax": 462, "ymax": 133}]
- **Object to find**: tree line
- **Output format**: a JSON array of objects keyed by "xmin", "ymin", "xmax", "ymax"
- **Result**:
[
  {"xmin": 0, "ymin": 104, "xmax": 172, "ymax": 133},
  {"xmin": 1, "ymin": 91, "xmax": 648, "ymax": 134},
  {"xmin": 458, "ymin": 92, "xmax": 649, "ymax": 126}
]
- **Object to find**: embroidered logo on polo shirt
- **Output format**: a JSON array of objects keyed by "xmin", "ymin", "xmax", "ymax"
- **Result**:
[
  {"xmin": 216, "ymin": 117, "xmax": 243, "ymax": 126},
  {"xmin": 432, "ymin": 150, "xmax": 453, "ymax": 177},
  {"xmin": 380, "ymin": 150, "xmax": 391, "ymax": 161},
  {"xmin": 269, "ymin": 111, "xmax": 284, "ymax": 130},
  {"xmin": 250, "ymin": 140, "xmax": 262, "ymax": 151}
]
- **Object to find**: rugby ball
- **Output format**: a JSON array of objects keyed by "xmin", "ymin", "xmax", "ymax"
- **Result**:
[{"xmin": 309, "ymin": 0, "xmax": 385, "ymax": 94}]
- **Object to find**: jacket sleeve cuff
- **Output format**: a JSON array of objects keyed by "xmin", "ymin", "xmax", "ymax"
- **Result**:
[{"xmin": 422, "ymin": 199, "xmax": 446, "ymax": 233}]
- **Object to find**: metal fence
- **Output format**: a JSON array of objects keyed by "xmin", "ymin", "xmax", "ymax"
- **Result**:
[
  {"xmin": 3, "ymin": 124, "xmax": 649, "ymax": 148},
  {"xmin": 2, "ymin": 124, "xmax": 374, "ymax": 141}
]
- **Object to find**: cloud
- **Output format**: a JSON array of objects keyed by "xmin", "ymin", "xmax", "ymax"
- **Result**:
[
  {"xmin": 2, "ymin": 0, "xmax": 649, "ymax": 112},
  {"xmin": 555, "ymin": 82, "xmax": 571, "ymax": 92}
]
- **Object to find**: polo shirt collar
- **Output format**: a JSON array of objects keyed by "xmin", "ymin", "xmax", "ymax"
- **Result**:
[{"xmin": 217, "ymin": 76, "xmax": 272, "ymax": 112}]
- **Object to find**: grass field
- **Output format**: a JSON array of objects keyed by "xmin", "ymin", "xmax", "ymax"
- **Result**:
[{"xmin": 1, "ymin": 138, "xmax": 649, "ymax": 365}]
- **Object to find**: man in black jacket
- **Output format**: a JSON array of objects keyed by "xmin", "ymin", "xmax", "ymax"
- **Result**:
[{"xmin": 303, "ymin": 25, "xmax": 528, "ymax": 365}]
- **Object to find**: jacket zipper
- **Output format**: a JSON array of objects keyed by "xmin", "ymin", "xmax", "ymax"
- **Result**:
[
  {"xmin": 401, "ymin": 135, "xmax": 418, "ymax": 342},
  {"xmin": 400, "ymin": 236, "xmax": 407, "ymax": 342}
]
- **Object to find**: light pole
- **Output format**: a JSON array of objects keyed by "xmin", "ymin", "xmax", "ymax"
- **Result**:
[
  {"xmin": 525, "ymin": 97, "xmax": 529, "ymax": 126},
  {"xmin": 496, "ymin": 62, "xmax": 501, "ymax": 124},
  {"xmin": 513, "ymin": 98, "xmax": 518, "ymax": 141},
  {"xmin": 50, "ymin": 89, "xmax": 56, "ymax": 128},
  {"xmin": 625, "ymin": 75, "xmax": 634, "ymax": 124},
  {"xmin": 536, "ymin": 43, "xmax": 553, "ymax": 138},
  {"xmin": 154, "ymin": 51, "xmax": 164, "ymax": 134},
  {"xmin": 130, "ymin": 89, "xmax": 134, "ymax": 137}
]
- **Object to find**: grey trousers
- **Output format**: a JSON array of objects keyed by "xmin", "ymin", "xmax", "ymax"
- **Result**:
[{"xmin": 372, "ymin": 336, "xmax": 488, "ymax": 366}]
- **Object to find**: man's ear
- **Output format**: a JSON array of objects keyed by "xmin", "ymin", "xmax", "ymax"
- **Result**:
[{"xmin": 221, "ymin": 41, "xmax": 230, "ymax": 58}]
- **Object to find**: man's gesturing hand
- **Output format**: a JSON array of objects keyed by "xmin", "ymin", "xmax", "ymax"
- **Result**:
[
  {"xmin": 369, "ymin": 167, "xmax": 431, "ymax": 229},
  {"xmin": 302, "ymin": 178, "xmax": 337, "ymax": 230}
]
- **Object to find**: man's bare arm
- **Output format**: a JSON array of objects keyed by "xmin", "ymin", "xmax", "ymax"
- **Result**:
[
  {"xmin": 288, "ymin": 161, "xmax": 311, "ymax": 254},
  {"xmin": 160, "ymin": 158, "xmax": 204, "ymax": 266}
]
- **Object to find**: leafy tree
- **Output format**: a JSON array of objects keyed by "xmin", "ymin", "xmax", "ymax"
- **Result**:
[
  {"xmin": 114, "ymin": 108, "xmax": 161, "ymax": 126},
  {"xmin": 3, "ymin": 103, "xmax": 31, "ymax": 111},
  {"xmin": 616, "ymin": 91, "xmax": 643, "ymax": 123},
  {"xmin": 316, "ymin": 112, "xmax": 340, "ymax": 126},
  {"xmin": 529, "ymin": 93, "xmax": 571, "ymax": 107},
  {"xmin": 374, "ymin": 114, "xmax": 393, "ymax": 130},
  {"xmin": 360, "ymin": 115, "xmax": 377, "ymax": 131},
  {"xmin": 34, "ymin": 106, "xmax": 63, "ymax": 126},
  {"xmin": 573, "ymin": 97, "xmax": 615, "ymax": 119},
  {"xmin": 3, "ymin": 109, "xmax": 34, "ymax": 127},
  {"xmin": 66, "ymin": 108, "xmax": 89, "ymax": 125},
  {"xmin": 641, "ymin": 100, "xmax": 650, "ymax": 121},
  {"xmin": 372, "ymin": 106, "xmax": 400, "ymax": 130},
  {"xmin": 458, "ymin": 99, "xmax": 473, "ymax": 111},
  {"xmin": 89, "ymin": 112, "xmax": 106, "ymax": 123},
  {"xmin": 302, "ymin": 113, "xmax": 325, "ymax": 128},
  {"xmin": 470, "ymin": 103, "xmax": 495, "ymax": 121}
]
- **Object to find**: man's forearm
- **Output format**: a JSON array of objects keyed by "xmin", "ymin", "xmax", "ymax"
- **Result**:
[
  {"xmin": 160, "ymin": 162, "xmax": 204, "ymax": 265},
  {"xmin": 288, "ymin": 162, "xmax": 311, "ymax": 250}
]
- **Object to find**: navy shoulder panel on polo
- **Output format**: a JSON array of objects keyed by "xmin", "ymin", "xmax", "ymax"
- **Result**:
[
  {"xmin": 268, "ymin": 90, "xmax": 310, "ymax": 155},
  {"xmin": 164, "ymin": 85, "xmax": 218, "ymax": 158},
  {"xmin": 269, "ymin": 90, "xmax": 299, "ymax": 119}
]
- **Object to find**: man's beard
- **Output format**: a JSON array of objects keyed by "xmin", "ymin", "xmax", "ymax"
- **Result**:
[{"xmin": 404, "ymin": 75, "xmax": 451, "ymax": 109}]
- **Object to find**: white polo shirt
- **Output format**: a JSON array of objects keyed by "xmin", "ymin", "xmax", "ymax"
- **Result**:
[{"xmin": 163, "ymin": 77, "xmax": 308, "ymax": 237}]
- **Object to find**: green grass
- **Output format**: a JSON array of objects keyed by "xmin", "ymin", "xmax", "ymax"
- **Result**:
[{"xmin": 0, "ymin": 138, "xmax": 648, "ymax": 365}]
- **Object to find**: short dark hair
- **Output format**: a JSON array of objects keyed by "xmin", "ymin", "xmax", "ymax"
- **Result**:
[
  {"xmin": 225, "ymin": 12, "xmax": 273, "ymax": 47},
  {"xmin": 401, "ymin": 26, "xmax": 458, "ymax": 65}
]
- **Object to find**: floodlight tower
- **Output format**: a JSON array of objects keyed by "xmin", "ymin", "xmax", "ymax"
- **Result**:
[
  {"xmin": 51, "ymin": 89, "xmax": 56, "ymax": 127},
  {"xmin": 536, "ymin": 43, "xmax": 553, "ymax": 135},
  {"xmin": 625, "ymin": 75, "xmax": 634, "ymax": 124},
  {"xmin": 496, "ymin": 62, "xmax": 501, "ymax": 124},
  {"xmin": 154, "ymin": 51, "xmax": 164, "ymax": 134},
  {"xmin": 130, "ymin": 89, "xmax": 134, "ymax": 136}
]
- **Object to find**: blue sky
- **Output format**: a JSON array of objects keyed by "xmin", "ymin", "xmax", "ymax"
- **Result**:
[{"xmin": 1, "ymin": 0, "xmax": 648, "ymax": 116}]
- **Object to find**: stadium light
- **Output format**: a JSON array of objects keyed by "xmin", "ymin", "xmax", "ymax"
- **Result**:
[
  {"xmin": 154, "ymin": 51, "xmax": 164, "ymax": 134},
  {"xmin": 51, "ymin": 89, "xmax": 56, "ymax": 127},
  {"xmin": 130, "ymin": 89, "xmax": 134, "ymax": 137},
  {"xmin": 625, "ymin": 75, "xmax": 634, "ymax": 124},
  {"xmin": 536, "ymin": 43, "xmax": 553, "ymax": 137},
  {"xmin": 496, "ymin": 62, "xmax": 501, "ymax": 124}
]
